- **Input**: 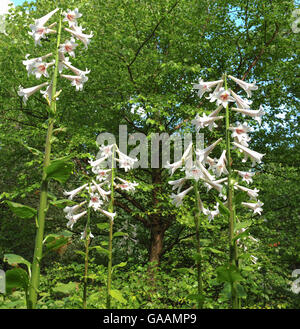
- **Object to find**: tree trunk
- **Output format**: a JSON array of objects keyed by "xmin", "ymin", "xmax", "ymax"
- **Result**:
[{"xmin": 149, "ymin": 223, "xmax": 167, "ymax": 264}]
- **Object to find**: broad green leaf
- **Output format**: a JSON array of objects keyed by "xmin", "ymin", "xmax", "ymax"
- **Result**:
[
  {"xmin": 234, "ymin": 220, "xmax": 252, "ymax": 232},
  {"xmin": 113, "ymin": 231, "xmax": 128, "ymax": 238},
  {"xmin": 43, "ymin": 234, "xmax": 70, "ymax": 253},
  {"xmin": 3, "ymin": 254, "xmax": 31, "ymax": 276},
  {"xmin": 49, "ymin": 199, "xmax": 76, "ymax": 208},
  {"xmin": 236, "ymin": 283, "xmax": 247, "ymax": 298},
  {"xmin": 5, "ymin": 201, "xmax": 36, "ymax": 219},
  {"xmin": 96, "ymin": 223, "xmax": 110, "ymax": 230},
  {"xmin": 44, "ymin": 158, "xmax": 74, "ymax": 184},
  {"xmin": 53, "ymin": 282, "xmax": 77, "ymax": 295},
  {"xmin": 5, "ymin": 268, "xmax": 29, "ymax": 294},
  {"xmin": 90, "ymin": 246, "xmax": 109, "ymax": 255},
  {"xmin": 112, "ymin": 262, "xmax": 127, "ymax": 270},
  {"xmin": 216, "ymin": 264, "xmax": 243, "ymax": 284},
  {"xmin": 109, "ymin": 289, "xmax": 127, "ymax": 304}
]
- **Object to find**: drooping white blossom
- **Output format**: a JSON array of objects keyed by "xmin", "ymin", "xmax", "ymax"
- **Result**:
[
  {"xmin": 193, "ymin": 78, "xmax": 223, "ymax": 99},
  {"xmin": 88, "ymin": 192, "xmax": 103, "ymax": 211},
  {"xmin": 241, "ymin": 200, "xmax": 263, "ymax": 215},
  {"xmin": 235, "ymin": 184, "xmax": 259, "ymax": 199},
  {"xmin": 115, "ymin": 177, "xmax": 138, "ymax": 192},
  {"xmin": 66, "ymin": 210, "xmax": 87, "ymax": 229},
  {"xmin": 60, "ymin": 73, "xmax": 88, "ymax": 91},
  {"xmin": 170, "ymin": 186, "xmax": 193, "ymax": 207},
  {"xmin": 59, "ymin": 39, "xmax": 78, "ymax": 58},
  {"xmin": 62, "ymin": 8, "xmax": 82, "ymax": 27},
  {"xmin": 228, "ymin": 75, "xmax": 258, "ymax": 98},
  {"xmin": 63, "ymin": 183, "xmax": 88, "ymax": 200},
  {"xmin": 191, "ymin": 113, "xmax": 224, "ymax": 131},
  {"xmin": 18, "ymin": 82, "xmax": 49, "ymax": 104},
  {"xmin": 231, "ymin": 105, "xmax": 265, "ymax": 125},
  {"xmin": 230, "ymin": 89, "xmax": 252, "ymax": 109},
  {"xmin": 235, "ymin": 170, "xmax": 255, "ymax": 184},
  {"xmin": 215, "ymin": 88, "xmax": 235, "ymax": 108},
  {"xmin": 232, "ymin": 142, "xmax": 265, "ymax": 166},
  {"xmin": 195, "ymin": 138, "xmax": 222, "ymax": 163},
  {"xmin": 65, "ymin": 25, "xmax": 93, "ymax": 49},
  {"xmin": 168, "ymin": 177, "xmax": 186, "ymax": 193},
  {"xmin": 229, "ymin": 122, "xmax": 251, "ymax": 146}
]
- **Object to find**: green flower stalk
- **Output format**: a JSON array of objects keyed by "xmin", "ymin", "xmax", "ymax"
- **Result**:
[
  {"xmin": 17, "ymin": 7, "xmax": 93, "ymax": 309},
  {"xmin": 191, "ymin": 73, "xmax": 265, "ymax": 309}
]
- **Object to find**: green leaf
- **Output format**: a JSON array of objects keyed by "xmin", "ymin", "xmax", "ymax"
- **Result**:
[
  {"xmin": 5, "ymin": 268, "xmax": 29, "ymax": 294},
  {"xmin": 49, "ymin": 199, "xmax": 76, "ymax": 208},
  {"xmin": 234, "ymin": 220, "xmax": 252, "ymax": 232},
  {"xmin": 113, "ymin": 231, "xmax": 128, "ymax": 238},
  {"xmin": 96, "ymin": 223, "xmax": 110, "ymax": 230},
  {"xmin": 43, "ymin": 234, "xmax": 70, "ymax": 253},
  {"xmin": 112, "ymin": 262, "xmax": 127, "ymax": 270},
  {"xmin": 216, "ymin": 264, "xmax": 243, "ymax": 284},
  {"xmin": 5, "ymin": 201, "xmax": 37, "ymax": 219},
  {"xmin": 215, "ymin": 197, "xmax": 230, "ymax": 216},
  {"xmin": 44, "ymin": 158, "xmax": 74, "ymax": 184},
  {"xmin": 109, "ymin": 289, "xmax": 127, "ymax": 304},
  {"xmin": 3, "ymin": 254, "xmax": 31, "ymax": 275},
  {"xmin": 53, "ymin": 282, "xmax": 77, "ymax": 295},
  {"xmin": 236, "ymin": 283, "xmax": 247, "ymax": 298},
  {"xmin": 90, "ymin": 246, "xmax": 109, "ymax": 255}
]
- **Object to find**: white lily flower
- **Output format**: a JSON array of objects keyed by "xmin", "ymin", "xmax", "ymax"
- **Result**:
[
  {"xmin": 193, "ymin": 78, "xmax": 223, "ymax": 98},
  {"xmin": 32, "ymin": 60, "xmax": 55, "ymax": 79},
  {"xmin": 89, "ymin": 192, "xmax": 103, "ymax": 211},
  {"xmin": 63, "ymin": 8, "xmax": 82, "ymax": 27},
  {"xmin": 63, "ymin": 60, "xmax": 90, "ymax": 76},
  {"xmin": 17, "ymin": 82, "xmax": 49, "ymax": 104},
  {"xmin": 91, "ymin": 180, "xmax": 111, "ymax": 201},
  {"xmin": 185, "ymin": 165, "xmax": 204, "ymax": 181},
  {"xmin": 170, "ymin": 186, "xmax": 193, "ymax": 207},
  {"xmin": 230, "ymin": 89, "xmax": 252, "ymax": 109},
  {"xmin": 235, "ymin": 184, "xmax": 259, "ymax": 199},
  {"xmin": 200, "ymin": 177, "xmax": 223, "ymax": 193},
  {"xmin": 206, "ymin": 80, "xmax": 224, "ymax": 103},
  {"xmin": 168, "ymin": 177, "xmax": 186, "ymax": 193},
  {"xmin": 213, "ymin": 150, "xmax": 228, "ymax": 177},
  {"xmin": 235, "ymin": 170, "xmax": 255, "ymax": 184},
  {"xmin": 65, "ymin": 26, "xmax": 93, "ymax": 49},
  {"xmin": 92, "ymin": 168, "xmax": 111, "ymax": 181},
  {"xmin": 61, "ymin": 73, "xmax": 88, "ymax": 91},
  {"xmin": 205, "ymin": 156, "xmax": 217, "ymax": 170},
  {"xmin": 205, "ymin": 203, "xmax": 220, "ymax": 222},
  {"xmin": 215, "ymin": 88, "xmax": 235, "ymax": 108},
  {"xmin": 232, "ymin": 142, "xmax": 265, "ymax": 166},
  {"xmin": 291, "ymin": 269, "xmax": 300, "ymax": 294},
  {"xmin": 28, "ymin": 25, "xmax": 57, "ymax": 46},
  {"xmin": 64, "ymin": 201, "xmax": 86, "ymax": 217},
  {"xmin": 40, "ymin": 82, "xmax": 60, "ymax": 104},
  {"xmin": 31, "ymin": 8, "xmax": 59, "ymax": 29},
  {"xmin": 196, "ymin": 161, "xmax": 215, "ymax": 181},
  {"xmin": 59, "ymin": 39, "xmax": 78, "ymax": 58},
  {"xmin": 23, "ymin": 52, "xmax": 53, "ymax": 75},
  {"xmin": 228, "ymin": 75, "xmax": 258, "ymax": 98},
  {"xmin": 195, "ymin": 138, "xmax": 222, "ymax": 163},
  {"xmin": 116, "ymin": 148, "xmax": 138, "ymax": 172},
  {"xmin": 89, "ymin": 155, "xmax": 109, "ymax": 168},
  {"xmin": 191, "ymin": 113, "xmax": 224, "ymax": 132},
  {"xmin": 63, "ymin": 183, "xmax": 88, "ymax": 200},
  {"xmin": 98, "ymin": 208, "xmax": 116, "ymax": 221},
  {"xmin": 231, "ymin": 105, "xmax": 265, "ymax": 125},
  {"xmin": 229, "ymin": 122, "xmax": 251, "ymax": 146},
  {"xmin": 66, "ymin": 210, "xmax": 87, "ymax": 229},
  {"xmin": 115, "ymin": 177, "xmax": 138, "ymax": 191},
  {"xmin": 241, "ymin": 200, "xmax": 263, "ymax": 215}
]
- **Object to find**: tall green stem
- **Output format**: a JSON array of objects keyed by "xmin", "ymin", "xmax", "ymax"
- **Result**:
[
  {"xmin": 83, "ymin": 184, "xmax": 92, "ymax": 309},
  {"xmin": 224, "ymin": 73, "xmax": 239, "ymax": 309},
  {"xmin": 193, "ymin": 179, "xmax": 204, "ymax": 309},
  {"xmin": 106, "ymin": 146, "xmax": 115, "ymax": 309},
  {"xmin": 28, "ymin": 12, "xmax": 62, "ymax": 309}
]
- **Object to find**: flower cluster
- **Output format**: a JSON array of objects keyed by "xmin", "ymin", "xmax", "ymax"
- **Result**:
[
  {"xmin": 62, "ymin": 144, "xmax": 138, "ymax": 238},
  {"xmin": 18, "ymin": 8, "xmax": 93, "ymax": 104},
  {"xmin": 167, "ymin": 74, "xmax": 265, "ymax": 220}
]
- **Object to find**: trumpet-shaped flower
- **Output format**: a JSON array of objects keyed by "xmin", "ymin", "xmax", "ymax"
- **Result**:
[
  {"xmin": 63, "ymin": 60, "xmax": 90, "ymax": 76},
  {"xmin": 185, "ymin": 165, "xmax": 204, "ymax": 181},
  {"xmin": 30, "ymin": 8, "xmax": 59, "ymax": 29},
  {"xmin": 228, "ymin": 75, "xmax": 258, "ymax": 98},
  {"xmin": 63, "ymin": 183, "xmax": 88, "ymax": 200},
  {"xmin": 63, "ymin": 8, "xmax": 82, "ymax": 27},
  {"xmin": 193, "ymin": 78, "xmax": 223, "ymax": 98},
  {"xmin": 235, "ymin": 184, "xmax": 259, "ymax": 199},
  {"xmin": 64, "ymin": 201, "xmax": 86, "ymax": 217},
  {"xmin": 80, "ymin": 229, "xmax": 94, "ymax": 240},
  {"xmin": 29, "ymin": 25, "xmax": 57, "ymax": 46},
  {"xmin": 93, "ymin": 168, "xmax": 111, "ymax": 181},
  {"xmin": 232, "ymin": 142, "xmax": 265, "ymax": 166},
  {"xmin": 32, "ymin": 60, "xmax": 55, "ymax": 79},
  {"xmin": 59, "ymin": 39, "xmax": 78, "ymax": 58},
  {"xmin": 195, "ymin": 138, "xmax": 222, "ymax": 163},
  {"xmin": 206, "ymin": 80, "xmax": 224, "ymax": 103},
  {"xmin": 23, "ymin": 53, "xmax": 53, "ymax": 75},
  {"xmin": 18, "ymin": 82, "xmax": 49, "ymax": 104},
  {"xmin": 230, "ymin": 89, "xmax": 252, "ymax": 109},
  {"xmin": 215, "ymin": 88, "xmax": 235, "ymax": 108},
  {"xmin": 89, "ymin": 192, "xmax": 103, "ymax": 211},
  {"xmin": 168, "ymin": 177, "xmax": 186, "ymax": 193},
  {"xmin": 191, "ymin": 113, "xmax": 224, "ymax": 131},
  {"xmin": 65, "ymin": 26, "xmax": 93, "ymax": 49},
  {"xmin": 91, "ymin": 180, "xmax": 111, "ymax": 201},
  {"xmin": 229, "ymin": 122, "xmax": 251, "ymax": 146},
  {"xmin": 115, "ymin": 149, "xmax": 138, "ymax": 172},
  {"xmin": 115, "ymin": 177, "xmax": 138, "ymax": 192},
  {"xmin": 98, "ymin": 208, "xmax": 116, "ymax": 221},
  {"xmin": 66, "ymin": 210, "xmax": 87, "ymax": 229},
  {"xmin": 236, "ymin": 170, "xmax": 255, "ymax": 184},
  {"xmin": 241, "ymin": 200, "xmax": 263, "ymax": 215},
  {"xmin": 170, "ymin": 186, "xmax": 193, "ymax": 207},
  {"xmin": 213, "ymin": 150, "xmax": 228, "ymax": 177},
  {"xmin": 232, "ymin": 105, "xmax": 265, "ymax": 125},
  {"xmin": 61, "ymin": 74, "xmax": 88, "ymax": 91},
  {"xmin": 165, "ymin": 159, "xmax": 183, "ymax": 176}
]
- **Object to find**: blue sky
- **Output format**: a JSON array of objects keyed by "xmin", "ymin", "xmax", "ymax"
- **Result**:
[{"xmin": 12, "ymin": 0, "xmax": 27, "ymax": 5}]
